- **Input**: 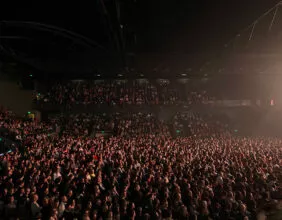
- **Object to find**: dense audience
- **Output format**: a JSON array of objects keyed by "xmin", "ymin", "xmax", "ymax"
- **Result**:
[
  {"xmin": 173, "ymin": 112, "xmax": 229, "ymax": 137},
  {"xmin": 0, "ymin": 109, "xmax": 54, "ymax": 141},
  {"xmin": 49, "ymin": 112, "xmax": 169, "ymax": 138},
  {"xmin": 0, "ymin": 107, "xmax": 282, "ymax": 220},
  {"xmin": 37, "ymin": 80, "xmax": 212, "ymax": 106}
]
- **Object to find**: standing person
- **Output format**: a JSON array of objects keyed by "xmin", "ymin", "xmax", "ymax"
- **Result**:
[{"xmin": 31, "ymin": 194, "xmax": 42, "ymax": 218}]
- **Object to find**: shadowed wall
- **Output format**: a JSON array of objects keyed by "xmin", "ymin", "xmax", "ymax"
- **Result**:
[{"xmin": 0, "ymin": 81, "xmax": 33, "ymax": 116}]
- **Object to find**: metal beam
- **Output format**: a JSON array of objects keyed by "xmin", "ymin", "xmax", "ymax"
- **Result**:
[{"xmin": 0, "ymin": 21, "xmax": 106, "ymax": 50}]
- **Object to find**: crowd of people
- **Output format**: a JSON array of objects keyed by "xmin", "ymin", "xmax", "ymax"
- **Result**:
[
  {"xmin": 172, "ymin": 112, "xmax": 229, "ymax": 137},
  {"xmin": 0, "ymin": 106, "xmax": 282, "ymax": 219},
  {"xmin": 36, "ymin": 80, "xmax": 212, "ymax": 106},
  {"xmin": 49, "ymin": 112, "xmax": 170, "ymax": 138}
]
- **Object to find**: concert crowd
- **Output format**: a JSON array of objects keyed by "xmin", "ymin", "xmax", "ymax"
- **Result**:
[
  {"xmin": 0, "ymin": 107, "xmax": 281, "ymax": 220},
  {"xmin": 38, "ymin": 80, "xmax": 211, "ymax": 106}
]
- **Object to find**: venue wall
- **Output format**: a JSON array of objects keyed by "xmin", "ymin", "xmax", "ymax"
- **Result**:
[{"xmin": 0, "ymin": 80, "xmax": 33, "ymax": 116}]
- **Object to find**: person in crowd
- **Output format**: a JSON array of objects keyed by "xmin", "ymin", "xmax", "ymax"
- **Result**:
[{"xmin": 30, "ymin": 194, "xmax": 42, "ymax": 218}]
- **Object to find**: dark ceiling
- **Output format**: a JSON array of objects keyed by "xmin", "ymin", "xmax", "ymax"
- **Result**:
[{"xmin": 0, "ymin": 1, "xmax": 281, "ymax": 78}]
